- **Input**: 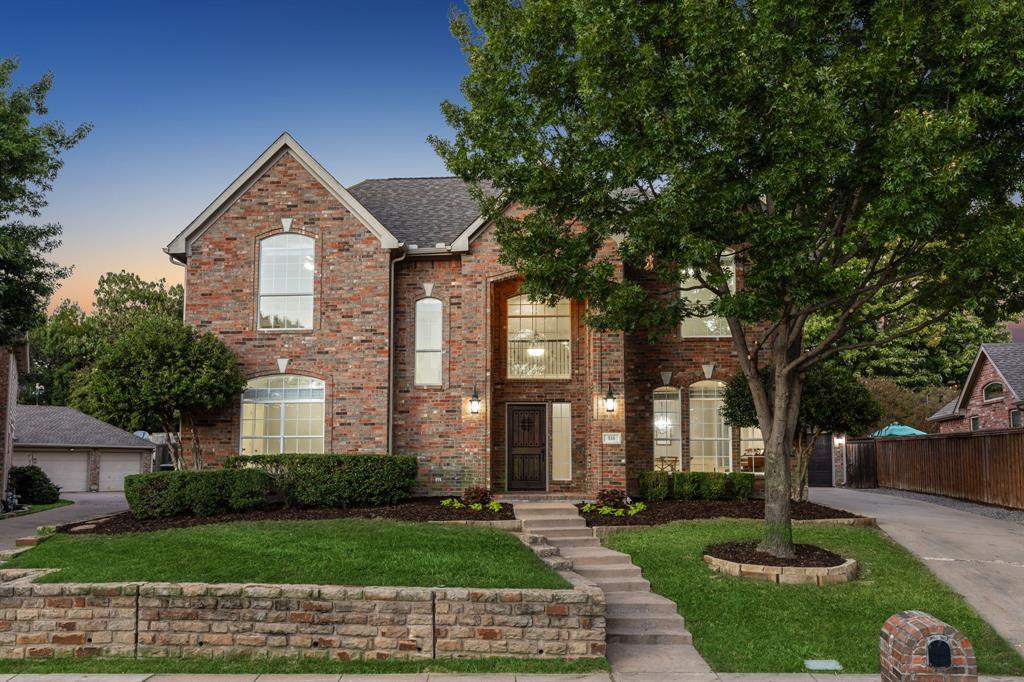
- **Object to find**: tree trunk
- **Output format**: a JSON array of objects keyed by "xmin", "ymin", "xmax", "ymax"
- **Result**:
[
  {"xmin": 184, "ymin": 414, "xmax": 204, "ymax": 470},
  {"xmin": 760, "ymin": 422, "xmax": 794, "ymax": 557}
]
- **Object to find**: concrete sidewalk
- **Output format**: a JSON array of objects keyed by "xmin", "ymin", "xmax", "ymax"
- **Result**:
[
  {"xmin": 0, "ymin": 493, "xmax": 127, "ymax": 550},
  {"xmin": 0, "ymin": 673, "xmax": 1021, "ymax": 682},
  {"xmin": 810, "ymin": 487, "xmax": 1024, "ymax": 655}
]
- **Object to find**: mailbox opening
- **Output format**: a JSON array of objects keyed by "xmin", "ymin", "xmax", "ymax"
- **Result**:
[{"xmin": 927, "ymin": 639, "xmax": 952, "ymax": 668}]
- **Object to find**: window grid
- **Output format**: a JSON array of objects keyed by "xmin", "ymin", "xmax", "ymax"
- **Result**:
[
  {"xmin": 414, "ymin": 298, "xmax": 443, "ymax": 385},
  {"xmin": 680, "ymin": 254, "xmax": 735, "ymax": 338},
  {"xmin": 551, "ymin": 402, "xmax": 572, "ymax": 481},
  {"xmin": 240, "ymin": 375, "xmax": 325, "ymax": 455},
  {"xmin": 688, "ymin": 380, "xmax": 732, "ymax": 472},
  {"xmin": 507, "ymin": 295, "xmax": 571, "ymax": 378},
  {"xmin": 259, "ymin": 234, "xmax": 315, "ymax": 330},
  {"xmin": 653, "ymin": 387, "xmax": 682, "ymax": 470},
  {"xmin": 740, "ymin": 426, "xmax": 765, "ymax": 474}
]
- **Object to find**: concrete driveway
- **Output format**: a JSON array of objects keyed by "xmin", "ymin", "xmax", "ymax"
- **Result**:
[
  {"xmin": 811, "ymin": 487, "xmax": 1024, "ymax": 656},
  {"xmin": 0, "ymin": 492, "xmax": 127, "ymax": 550}
]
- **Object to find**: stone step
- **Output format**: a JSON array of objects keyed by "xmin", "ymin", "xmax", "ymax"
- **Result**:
[
  {"xmin": 513, "ymin": 508, "xmax": 581, "ymax": 519},
  {"xmin": 607, "ymin": 614, "xmax": 686, "ymax": 632},
  {"xmin": 548, "ymin": 536, "xmax": 601, "ymax": 548},
  {"xmin": 591, "ymin": 576, "xmax": 651, "ymax": 592},
  {"xmin": 573, "ymin": 564, "xmax": 642, "ymax": 580},
  {"xmin": 605, "ymin": 592, "xmax": 680, "ymax": 616},
  {"xmin": 519, "ymin": 516, "xmax": 587, "ymax": 529},
  {"xmin": 607, "ymin": 626, "xmax": 693, "ymax": 646},
  {"xmin": 559, "ymin": 548, "xmax": 633, "ymax": 565},
  {"xmin": 536, "ymin": 526, "xmax": 595, "ymax": 539}
]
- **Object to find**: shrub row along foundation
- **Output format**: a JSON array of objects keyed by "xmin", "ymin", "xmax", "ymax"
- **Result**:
[
  {"xmin": 0, "ymin": 569, "xmax": 604, "ymax": 661},
  {"xmin": 703, "ymin": 555, "xmax": 858, "ymax": 585}
]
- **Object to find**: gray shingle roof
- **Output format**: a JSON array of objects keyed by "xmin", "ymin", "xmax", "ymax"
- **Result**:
[
  {"xmin": 347, "ymin": 177, "xmax": 488, "ymax": 248},
  {"xmin": 12, "ymin": 405, "xmax": 154, "ymax": 449},
  {"xmin": 979, "ymin": 343, "xmax": 1024, "ymax": 400},
  {"xmin": 928, "ymin": 397, "xmax": 960, "ymax": 422}
]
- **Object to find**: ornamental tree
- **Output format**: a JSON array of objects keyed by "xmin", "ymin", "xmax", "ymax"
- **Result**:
[
  {"xmin": 432, "ymin": 0, "xmax": 1024, "ymax": 556},
  {"xmin": 722, "ymin": 364, "xmax": 881, "ymax": 501}
]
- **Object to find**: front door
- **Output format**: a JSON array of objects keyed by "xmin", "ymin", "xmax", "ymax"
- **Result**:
[{"xmin": 508, "ymin": 404, "xmax": 547, "ymax": 490}]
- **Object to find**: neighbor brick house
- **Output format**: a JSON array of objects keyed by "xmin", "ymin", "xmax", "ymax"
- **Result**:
[
  {"xmin": 928, "ymin": 343, "xmax": 1024, "ymax": 433},
  {"xmin": 165, "ymin": 133, "xmax": 765, "ymax": 495}
]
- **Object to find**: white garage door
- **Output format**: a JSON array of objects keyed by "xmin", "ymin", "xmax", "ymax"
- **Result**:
[
  {"xmin": 12, "ymin": 451, "xmax": 90, "ymax": 493},
  {"xmin": 98, "ymin": 452, "xmax": 144, "ymax": 492}
]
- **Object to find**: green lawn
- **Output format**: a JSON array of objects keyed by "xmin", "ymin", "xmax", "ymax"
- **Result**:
[
  {"xmin": 11, "ymin": 498, "xmax": 73, "ymax": 517},
  {"xmin": 0, "ymin": 655, "xmax": 606, "ymax": 675},
  {"xmin": 5, "ymin": 517, "xmax": 569, "ymax": 589},
  {"xmin": 605, "ymin": 520, "xmax": 1024, "ymax": 675}
]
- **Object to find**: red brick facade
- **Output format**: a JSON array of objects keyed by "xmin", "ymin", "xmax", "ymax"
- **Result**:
[
  {"xmin": 934, "ymin": 353, "xmax": 1023, "ymax": 434},
  {"xmin": 177, "ymin": 142, "xmax": 751, "ymax": 495}
]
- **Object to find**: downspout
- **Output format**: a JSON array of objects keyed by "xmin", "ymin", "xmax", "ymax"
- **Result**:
[{"xmin": 387, "ymin": 246, "xmax": 409, "ymax": 455}]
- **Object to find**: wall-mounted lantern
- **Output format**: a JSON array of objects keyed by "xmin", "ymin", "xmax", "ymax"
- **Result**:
[
  {"xmin": 833, "ymin": 433, "xmax": 846, "ymax": 446},
  {"xmin": 604, "ymin": 384, "xmax": 617, "ymax": 413},
  {"xmin": 469, "ymin": 385, "xmax": 481, "ymax": 414}
]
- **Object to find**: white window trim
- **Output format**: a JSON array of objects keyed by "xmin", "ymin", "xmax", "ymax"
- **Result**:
[
  {"xmin": 1010, "ymin": 409, "xmax": 1021, "ymax": 429},
  {"xmin": 506, "ymin": 295, "xmax": 572, "ymax": 380},
  {"xmin": 982, "ymin": 382, "xmax": 1004, "ymax": 403},
  {"xmin": 680, "ymin": 254, "xmax": 736, "ymax": 339},
  {"xmin": 551, "ymin": 402, "xmax": 572, "ymax": 481},
  {"xmin": 414, "ymin": 297, "xmax": 444, "ymax": 387},
  {"xmin": 970, "ymin": 415, "xmax": 981, "ymax": 432},
  {"xmin": 652, "ymin": 386, "xmax": 682, "ymax": 471},
  {"xmin": 688, "ymin": 380, "xmax": 733, "ymax": 473},
  {"xmin": 257, "ymin": 233, "xmax": 316, "ymax": 332},
  {"xmin": 239, "ymin": 375, "xmax": 325, "ymax": 455}
]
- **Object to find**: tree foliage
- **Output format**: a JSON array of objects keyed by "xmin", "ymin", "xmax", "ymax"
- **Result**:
[
  {"xmin": 433, "ymin": 0, "xmax": 1024, "ymax": 556},
  {"xmin": 0, "ymin": 58, "xmax": 90, "ymax": 346},
  {"xmin": 860, "ymin": 378, "xmax": 958, "ymax": 433}
]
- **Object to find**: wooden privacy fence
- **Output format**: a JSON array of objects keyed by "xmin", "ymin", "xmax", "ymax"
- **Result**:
[
  {"xmin": 844, "ymin": 438, "xmax": 877, "ymax": 489},
  {"xmin": 875, "ymin": 429, "xmax": 1024, "ymax": 509}
]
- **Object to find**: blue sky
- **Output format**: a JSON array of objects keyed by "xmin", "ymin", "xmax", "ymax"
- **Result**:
[{"xmin": 2, "ymin": 0, "xmax": 468, "ymax": 307}]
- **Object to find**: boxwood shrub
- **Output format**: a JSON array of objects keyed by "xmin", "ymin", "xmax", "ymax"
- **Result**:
[
  {"xmin": 665, "ymin": 471, "xmax": 755, "ymax": 501},
  {"xmin": 8, "ymin": 465, "xmax": 61, "ymax": 505},
  {"xmin": 638, "ymin": 471, "xmax": 671, "ymax": 502},
  {"xmin": 124, "ymin": 468, "xmax": 274, "ymax": 519},
  {"xmin": 225, "ymin": 454, "xmax": 418, "ymax": 508}
]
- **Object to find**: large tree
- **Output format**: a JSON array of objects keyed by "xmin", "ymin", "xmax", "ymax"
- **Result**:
[
  {"xmin": 0, "ymin": 58, "xmax": 90, "ymax": 346},
  {"xmin": 432, "ymin": 0, "xmax": 1024, "ymax": 556}
]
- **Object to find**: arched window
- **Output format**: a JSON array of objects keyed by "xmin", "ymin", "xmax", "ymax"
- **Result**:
[
  {"xmin": 983, "ymin": 382, "xmax": 1004, "ymax": 401},
  {"xmin": 653, "ymin": 387, "xmax": 682, "ymax": 471},
  {"xmin": 507, "ymin": 295, "xmax": 571, "ymax": 378},
  {"xmin": 689, "ymin": 380, "xmax": 732, "ymax": 472},
  {"xmin": 258, "ymin": 233, "xmax": 315, "ymax": 329},
  {"xmin": 415, "ymin": 298, "xmax": 443, "ymax": 385},
  {"xmin": 680, "ymin": 254, "xmax": 735, "ymax": 337},
  {"xmin": 241, "ymin": 375, "xmax": 325, "ymax": 454}
]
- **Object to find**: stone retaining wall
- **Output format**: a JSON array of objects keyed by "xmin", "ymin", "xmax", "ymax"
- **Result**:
[
  {"xmin": 703, "ymin": 554, "xmax": 858, "ymax": 585},
  {"xmin": 0, "ymin": 569, "xmax": 604, "ymax": 661}
]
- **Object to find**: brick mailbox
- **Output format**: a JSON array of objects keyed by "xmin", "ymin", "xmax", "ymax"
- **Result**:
[{"xmin": 880, "ymin": 611, "xmax": 977, "ymax": 682}]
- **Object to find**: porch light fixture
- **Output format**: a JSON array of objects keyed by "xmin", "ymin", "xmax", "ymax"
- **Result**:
[
  {"xmin": 469, "ymin": 385, "xmax": 481, "ymax": 414},
  {"xmin": 604, "ymin": 384, "xmax": 617, "ymax": 413},
  {"xmin": 833, "ymin": 434, "xmax": 846, "ymax": 446}
]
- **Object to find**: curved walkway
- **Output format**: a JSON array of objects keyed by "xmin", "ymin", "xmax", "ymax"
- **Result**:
[
  {"xmin": 0, "ymin": 492, "xmax": 127, "ymax": 550},
  {"xmin": 810, "ymin": 487, "xmax": 1024, "ymax": 655}
]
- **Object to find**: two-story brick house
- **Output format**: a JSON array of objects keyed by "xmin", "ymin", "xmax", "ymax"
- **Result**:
[
  {"xmin": 928, "ymin": 343, "xmax": 1024, "ymax": 433},
  {"xmin": 165, "ymin": 133, "xmax": 764, "ymax": 495}
]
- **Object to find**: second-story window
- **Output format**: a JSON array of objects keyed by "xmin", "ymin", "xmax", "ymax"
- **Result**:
[
  {"xmin": 680, "ymin": 254, "xmax": 735, "ymax": 338},
  {"xmin": 507, "ymin": 295, "xmax": 570, "ymax": 378},
  {"xmin": 983, "ymin": 382, "xmax": 1004, "ymax": 401},
  {"xmin": 258, "ymin": 233, "xmax": 314, "ymax": 330},
  {"xmin": 415, "ymin": 298, "xmax": 443, "ymax": 385}
]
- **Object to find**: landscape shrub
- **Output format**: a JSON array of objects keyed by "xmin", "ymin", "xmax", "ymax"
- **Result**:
[
  {"xmin": 727, "ymin": 472, "xmax": 756, "ymax": 500},
  {"xmin": 226, "ymin": 454, "xmax": 418, "ymax": 508},
  {"xmin": 8, "ymin": 465, "xmax": 60, "ymax": 504},
  {"xmin": 124, "ymin": 471, "xmax": 190, "ymax": 519},
  {"xmin": 596, "ymin": 488, "xmax": 629, "ymax": 508},
  {"xmin": 461, "ymin": 485, "xmax": 491, "ymax": 506},
  {"xmin": 638, "ymin": 471, "xmax": 671, "ymax": 502},
  {"xmin": 697, "ymin": 472, "xmax": 730, "ymax": 500},
  {"xmin": 225, "ymin": 468, "xmax": 274, "ymax": 512},
  {"xmin": 125, "ymin": 468, "xmax": 275, "ymax": 519},
  {"xmin": 672, "ymin": 472, "xmax": 701, "ymax": 500}
]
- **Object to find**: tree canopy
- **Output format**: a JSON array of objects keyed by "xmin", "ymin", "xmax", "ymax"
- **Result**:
[
  {"xmin": 0, "ymin": 58, "xmax": 90, "ymax": 346},
  {"xmin": 433, "ymin": 0, "xmax": 1024, "ymax": 556}
]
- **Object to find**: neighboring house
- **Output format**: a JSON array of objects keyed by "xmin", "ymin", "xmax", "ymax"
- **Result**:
[
  {"xmin": 165, "ymin": 133, "xmax": 764, "ymax": 495},
  {"xmin": 11, "ymin": 406, "xmax": 154, "ymax": 493},
  {"xmin": 0, "ymin": 345, "xmax": 29, "ymax": 500},
  {"xmin": 928, "ymin": 343, "xmax": 1024, "ymax": 433}
]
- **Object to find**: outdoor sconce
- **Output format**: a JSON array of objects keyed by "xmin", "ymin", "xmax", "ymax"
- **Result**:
[
  {"xmin": 833, "ymin": 434, "xmax": 846, "ymax": 446},
  {"xmin": 604, "ymin": 385, "xmax": 617, "ymax": 413},
  {"xmin": 469, "ymin": 385, "xmax": 481, "ymax": 414}
]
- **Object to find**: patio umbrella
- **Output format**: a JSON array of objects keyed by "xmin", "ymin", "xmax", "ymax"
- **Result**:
[{"xmin": 871, "ymin": 422, "xmax": 927, "ymax": 437}]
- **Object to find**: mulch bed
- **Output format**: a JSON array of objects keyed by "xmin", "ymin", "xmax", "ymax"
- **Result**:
[
  {"xmin": 705, "ymin": 540, "xmax": 846, "ymax": 568},
  {"xmin": 58, "ymin": 498, "xmax": 515, "ymax": 536},
  {"xmin": 577, "ymin": 499, "xmax": 859, "ymax": 526}
]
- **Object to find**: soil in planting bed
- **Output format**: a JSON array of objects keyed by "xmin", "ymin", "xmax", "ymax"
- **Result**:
[
  {"xmin": 58, "ymin": 498, "xmax": 515, "ymax": 535},
  {"xmin": 578, "ymin": 499, "xmax": 859, "ymax": 526},
  {"xmin": 705, "ymin": 540, "xmax": 846, "ymax": 568}
]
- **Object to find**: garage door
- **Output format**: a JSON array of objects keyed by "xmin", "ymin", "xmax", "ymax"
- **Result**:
[
  {"xmin": 98, "ymin": 452, "xmax": 144, "ymax": 492},
  {"xmin": 12, "ymin": 451, "xmax": 90, "ymax": 492}
]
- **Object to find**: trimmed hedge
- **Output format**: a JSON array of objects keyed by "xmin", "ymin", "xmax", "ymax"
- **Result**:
[
  {"xmin": 225, "ymin": 454, "xmax": 418, "ymax": 508},
  {"xmin": 124, "ymin": 469, "xmax": 274, "ymax": 519},
  {"xmin": 8, "ymin": 465, "xmax": 60, "ymax": 504},
  {"xmin": 636, "ymin": 471, "xmax": 756, "ymax": 502}
]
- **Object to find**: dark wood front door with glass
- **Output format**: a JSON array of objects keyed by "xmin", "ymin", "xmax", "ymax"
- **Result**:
[{"xmin": 507, "ymin": 404, "xmax": 547, "ymax": 490}]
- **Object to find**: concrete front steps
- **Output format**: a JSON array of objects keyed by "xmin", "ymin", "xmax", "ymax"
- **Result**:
[{"xmin": 513, "ymin": 501, "xmax": 708, "ymax": 668}]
